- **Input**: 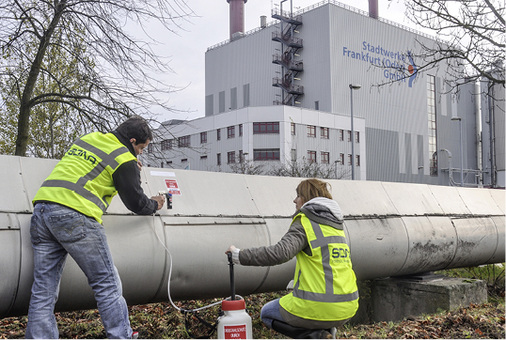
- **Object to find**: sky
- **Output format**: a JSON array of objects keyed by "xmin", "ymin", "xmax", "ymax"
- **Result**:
[{"xmin": 155, "ymin": 0, "xmax": 415, "ymax": 123}]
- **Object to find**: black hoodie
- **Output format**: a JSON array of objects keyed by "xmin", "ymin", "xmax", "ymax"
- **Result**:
[{"xmin": 111, "ymin": 130, "xmax": 157, "ymax": 215}]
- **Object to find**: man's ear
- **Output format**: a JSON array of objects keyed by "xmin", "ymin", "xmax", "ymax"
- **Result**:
[{"xmin": 130, "ymin": 138, "xmax": 136, "ymax": 144}]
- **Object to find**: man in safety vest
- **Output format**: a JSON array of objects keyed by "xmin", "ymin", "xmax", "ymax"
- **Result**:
[
  {"xmin": 226, "ymin": 178, "xmax": 358, "ymax": 339},
  {"xmin": 26, "ymin": 116, "xmax": 165, "ymax": 339}
]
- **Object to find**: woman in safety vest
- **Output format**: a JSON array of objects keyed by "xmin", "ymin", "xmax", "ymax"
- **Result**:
[{"xmin": 226, "ymin": 178, "xmax": 358, "ymax": 339}]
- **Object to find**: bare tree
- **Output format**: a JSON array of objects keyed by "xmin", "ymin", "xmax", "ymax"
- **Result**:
[
  {"xmin": 400, "ymin": 0, "xmax": 504, "ymax": 95},
  {"xmin": 230, "ymin": 159, "xmax": 265, "ymax": 175},
  {"xmin": 0, "ymin": 22, "xmax": 94, "ymax": 157},
  {"xmin": 269, "ymin": 159, "xmax": 350, "ymax": 179},
  {"xmin": 0, "ymin": 0, "xmax": 194, "ymax": 156}
]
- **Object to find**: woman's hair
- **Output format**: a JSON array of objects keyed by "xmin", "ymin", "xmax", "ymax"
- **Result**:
[
  {"xmin": 116, "ymin": 115, "xmax": 153, "ymax": 144},
  {"xmin": 296, "ymin": 178, "xmax": 332, "ymax": 204}
]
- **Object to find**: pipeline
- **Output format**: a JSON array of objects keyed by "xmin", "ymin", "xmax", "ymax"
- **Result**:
[{"xmin": 0, "ymin": 155, "xmax": 504, "ymax": 317}]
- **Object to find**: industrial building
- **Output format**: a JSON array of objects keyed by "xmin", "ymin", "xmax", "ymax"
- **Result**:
[{"xmin": 143, "ymin": 0, "xmax": 504, "ymax": 188}]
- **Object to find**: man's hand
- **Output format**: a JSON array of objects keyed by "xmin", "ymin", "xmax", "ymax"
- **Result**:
[{"xmin": 151, "ymin": 194, "xmax": 166, "ymax": 210}]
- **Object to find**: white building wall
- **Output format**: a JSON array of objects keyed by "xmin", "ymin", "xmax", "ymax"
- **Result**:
[
  {"xmin": 150, "ymin": 1, "xmax": 490, "ymax": 186},
  {"xmin": 205, "ymin": 28, "xmax": 279, "ymax": 115},
  {"xmin": 202, "ymin": 2, "xmax": 476, "ymax": 185},
  {"xmin": 144, "ymin": 106, "xmax": 366, "ymax": 179}
]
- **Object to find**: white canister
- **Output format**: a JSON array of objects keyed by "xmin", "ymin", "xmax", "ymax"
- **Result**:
[{"xmin": 217, "ymin": 299, "xmax": 253, "ymax": 339}]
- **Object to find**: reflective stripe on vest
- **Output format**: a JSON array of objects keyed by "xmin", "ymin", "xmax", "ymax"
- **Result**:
[
  {"xmin": 35, "ymin": 132, "xmax": 135, "ymax": 223},
  {"xmin": 292, "ymin": 218, "xmax": 359, "ymax": 303},
  {"xmin": 40, "ymin": 139, "xmax": 130, "ymax": 214}
]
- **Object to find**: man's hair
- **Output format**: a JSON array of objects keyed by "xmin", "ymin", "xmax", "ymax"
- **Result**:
[
  {"xmin": 116, "ymin": 115, "xmax": 153, "ymax": 144},
  {"xmin": 296, "ymin": 178, "xmax": 332, "ymax": 204}
]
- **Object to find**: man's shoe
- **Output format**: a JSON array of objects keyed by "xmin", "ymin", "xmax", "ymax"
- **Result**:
[{"xmin": 319, "ymin": 329, "xmax": 333, "ymax": 339}]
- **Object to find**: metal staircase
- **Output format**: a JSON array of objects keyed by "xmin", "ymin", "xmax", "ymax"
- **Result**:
[{"xmin": 271, "ymin": 3, "xmax": 304, "ymax": 106}]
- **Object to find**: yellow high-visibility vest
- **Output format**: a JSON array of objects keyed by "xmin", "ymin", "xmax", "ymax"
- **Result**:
[
  {"xmin": 33, "ymin": 132, "xmax": 136, "ymax": 224},
  {"xmin": 279, "ymin": 212, "xmax": 359, "ymax": 321}
]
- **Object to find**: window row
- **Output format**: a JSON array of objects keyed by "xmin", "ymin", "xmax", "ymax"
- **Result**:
[
  {"xmin": 291, "ymin": 122, "xmax": 359, "ymax": 142},
  {"xmin": 217, "ymin": 150, "xmax": 250, "ymax": 165},
  {"xmin": 159, "ymin": 135, "xmax": 191, "ymax": 150},
  {"xmin": 216, "ymin": 149, "xmax": 281, "ymax": 165},
  {"xmin": 152, "ymin": 122, "xmax": 360, "ymax": 153},
  {"xmin": 216, "ymin": 124, "xmax": 244, "ymax": 141},
  {"xmin": 157, "ymin": 150, "xmax": 360, "ymax": 168},
  {"xmin": 293, "ymin": 149, "xmax": 361, "ymax": 166}
]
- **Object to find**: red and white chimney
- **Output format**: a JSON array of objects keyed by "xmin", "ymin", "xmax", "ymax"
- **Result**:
[{"xmin": 227, "ymin": 0, "xmax": 248, "ymax": 40}]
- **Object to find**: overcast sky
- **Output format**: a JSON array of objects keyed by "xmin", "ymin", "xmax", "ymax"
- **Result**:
[{"xmin": 155, "ymin": 0, "xmax": 414, "ymax": 123}]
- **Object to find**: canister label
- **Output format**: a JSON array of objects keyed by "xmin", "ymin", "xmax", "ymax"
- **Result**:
[{"xmin": 224, "ymin": 324, "xmax": 247, "ymax": 339}]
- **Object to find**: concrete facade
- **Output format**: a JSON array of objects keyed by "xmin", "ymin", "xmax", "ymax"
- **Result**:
[
  {"xmin": 144, "ymin": 105, "xmax": 367, "ymax": 179},
  {"xmin": 144, "ymin": 0, "xmax": 504, "ymax": 187}
]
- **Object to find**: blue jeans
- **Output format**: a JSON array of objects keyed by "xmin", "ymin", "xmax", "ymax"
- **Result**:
[
  {"xmin": 260, "ymin": 299, "xmax": 284, "ymax": 329},
  {"xmin": 26, "ymin": 202, "xmax": 132, "ymax": 339}
]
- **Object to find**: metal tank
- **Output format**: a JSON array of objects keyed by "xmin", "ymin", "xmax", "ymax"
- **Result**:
[{"xmin": 0, "ymin": 155, "xmax": 504, "ymax": 317}]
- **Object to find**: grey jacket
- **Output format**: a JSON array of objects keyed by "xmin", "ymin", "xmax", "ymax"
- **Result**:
[{"xmin": 239, "ymin": 197, "xmax": 343, "ymax": 266}]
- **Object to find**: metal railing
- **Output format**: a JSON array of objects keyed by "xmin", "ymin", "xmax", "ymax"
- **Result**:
[{"xmin": 207, "ymin": 0, "xmax": 436, "ymax": 52}]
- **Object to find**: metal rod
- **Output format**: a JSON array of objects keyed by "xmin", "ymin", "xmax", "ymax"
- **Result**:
[{"xmin": 227, "ymin": 252, "xmax": 236, "ymax": 300}]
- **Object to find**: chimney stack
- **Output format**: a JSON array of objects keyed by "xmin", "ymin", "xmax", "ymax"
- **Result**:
[
  {"xmin": 227, "ymin": 0, "xmax": 248, "ymax": 40},
  {"xmin": 260, "ymin": 15, "xmax": 267, "ymax": 28},
  {"xmin": 369, "ymin": 0, "xmax": 378, "ymax": 19}
]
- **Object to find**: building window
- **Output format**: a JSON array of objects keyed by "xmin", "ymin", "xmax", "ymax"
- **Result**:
[
  {"xmin": 348, "ymin": 154, "xmax": 352, "ymax": 165},
  {"xmin": 339, "ymin": 130, "xmax": 344, "ymax": 141},
  {"xmin": 308, "ymin": 150, "xmax": 317, "ymax": 163},
  {"xmin": 427, "ymin": 75, "xmax": 438, "ymax": 176},
  {"xmin": 205, "ymin": 94, "xmax": 214, "ymax": 116},
  {"xmin": 347, "ymin": 130, "xmax": 352, "ymax": 142},
  {"xmin": 239, "ymin": 150, "xmax": 244, "ymax": 162},
  {"xmin": 161, "ymin": 139, "xmax": 173, "ymax": 150},
  {"xmin": 321, "ymin": 152, "xmax": 329, "ymax": 164},
  {"xmin": 227, "ymin": 126, "xmax": 235, "ymax": 139},
  {"xmin": 315, "ymin": 101, "xmax": 319, "ymax": 110},
  {"xmin": 320, "ymin": 127, "xmax": 329, "ymax": 139},
  {"xmin": 339, "ymin": 153, "xmax": 345, "ymax": 164},
  {"xmin": 253, "ymin": 122, "xmax": 279, "ymax": 134},
  {"xmin": 239, "ymin": 124, "xmax": 243, "ymax": 136},
  {"xmin": 200, "ymin": 132, "xmax": 207, "ymax": 144},
  {"xmin": 181, "ymin": 158, "xmax": 188, "ymax": 163},
  {"xmin": 253, "ymin": 149, "xmax": 280, "ymax": 160},
  {"xmin": 227, "ymin": 151, "xmax": 235, "ymax": 164},
  {"xmin": 147, "ymin": 143, "xmax": 153, "ymax": 153},
  {"xmin": 217, "ymin": 153, "xmax": 221, "ymax": 166},
  {"xmin": 291, "ymin": 149, "xmax": 297, "ymax": 162},
  {"xmin": 219, "ymin": 91, "xmax": 225, "ymax": 113},
  {"xmin": 243, "ymin": 83, "xmax": 250, "ymax": 107},
  {"xmin": 356, "ymin": 155, "xmax": 361, "ymax": 166},
  {"xmin": 307, "ymin": 125, "xmax": 316, "ymax": 138},
  {"xmin": 217, "ymin": 128, "xmax": 221, "ymax": 141},
  {"xmin": 200, "ymin": 155, "xmax": 207, "ymax": 160},
  {"xmin": 178, "ymin": 135, "xmax": 191, "ymax": 147},
  {"xmin": 231, "ymin": 87, "xmax": 237, "ymax": 110},
  {"xmin": 355, "ymin": 131, "xmax": 360, "ymax": 143},
  {"xmin": 291, "ymin": 122, "xmax": 296, "ymax": 135}
]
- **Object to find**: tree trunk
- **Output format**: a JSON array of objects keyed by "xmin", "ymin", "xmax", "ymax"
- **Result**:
[{"xmin": 14, "ymin": 1, "xmax": 67, "ymax": 156}]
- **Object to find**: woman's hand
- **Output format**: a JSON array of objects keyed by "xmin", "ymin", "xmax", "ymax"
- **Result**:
[
  {"xmin": 226, "ymin": 245, "xmax": 237, "ymax": 254},
  {"xmin": 225, "ymin": 245, "xmax": 240, "ymax": 264}
]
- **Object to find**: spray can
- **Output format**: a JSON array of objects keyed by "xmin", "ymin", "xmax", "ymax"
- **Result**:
[
  {"xmin": 217, "ymin": 253, "xmax": 252, "ymax": 339},
  {"xmin": 217, "ymin": 299, "xmax": 252, "ymax": 339}
]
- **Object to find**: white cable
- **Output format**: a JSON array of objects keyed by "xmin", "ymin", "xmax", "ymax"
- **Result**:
[{"xmin": 150, "ymin": 214, "xmax": 241, "ymax": 313}]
